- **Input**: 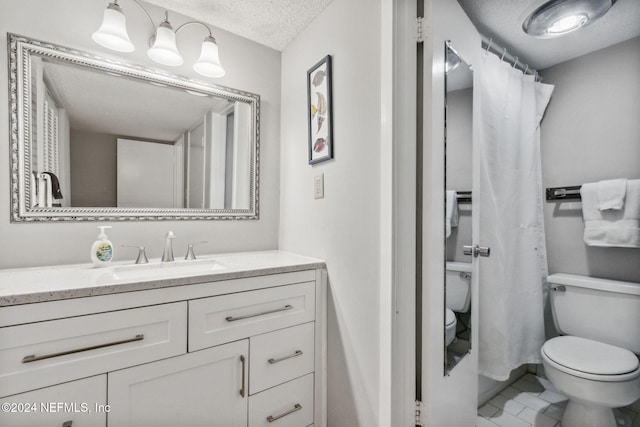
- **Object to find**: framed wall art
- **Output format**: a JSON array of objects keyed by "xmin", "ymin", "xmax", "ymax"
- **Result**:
[{"xmin": 307, "ymin": 55, "xmax": 333, "ymax": 164}]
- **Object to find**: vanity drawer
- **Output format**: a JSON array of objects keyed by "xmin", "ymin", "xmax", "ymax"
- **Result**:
[
  {"xmin": 189, "ymin": 282, "xmax": 315, "ymax": 351},
  {"xmin": 249, "ymin": 373, "xmax": 314, "ymax": 427},
  {"xmin": 250, "ymin": 322, "xmax": 315, "ymax": 394},
  {"xmin": 0, "ymin": 302, "xmax": 187, "ymax": 397},
  {"xmin": 0, "ymin": 375, "xmax": 107, "ymax": 427}
]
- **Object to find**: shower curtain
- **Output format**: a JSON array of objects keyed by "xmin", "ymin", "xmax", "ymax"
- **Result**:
[{"xmin": 478, "ymin": 52, "xmax": 554, "ymax": 381}]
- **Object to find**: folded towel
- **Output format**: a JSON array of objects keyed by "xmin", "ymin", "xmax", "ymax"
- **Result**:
[
  {"xmin": 445, "ymin": 190, "xmax": 459, "ymax": 238},
  {"xmin": 597, "ymin": 179, "xmax": 626, "ymax": 211},
  {"xmin": 580, "ymin": 179, "xmax": 640, "ymax": 247}
]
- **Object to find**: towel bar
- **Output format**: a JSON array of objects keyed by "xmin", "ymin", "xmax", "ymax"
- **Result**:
[
  {"xmin": 546, "ymin": 186, "xmax": 582, "ymax": 201},
  {"xmin": 456, "ymin": 191, "xmax": 472, "ymax": 204}
]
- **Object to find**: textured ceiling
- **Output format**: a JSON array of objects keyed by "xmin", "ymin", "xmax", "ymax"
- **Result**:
[
  {"xmin": 143, "ymin": 0, "xmax": 333, "ymax": 51},
  {"xmin": 44, "ymin": 60, "xmax": 232, "ymax": 141},
  {"xmin": 457, "ymin": 0, "xmax": 640, "ymax": 70}
]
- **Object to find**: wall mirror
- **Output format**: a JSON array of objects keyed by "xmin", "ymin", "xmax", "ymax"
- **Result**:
[
  {"xmin": 444, "ymin": 41, "xmax": 473, "ymax": 374},
  {"xmin": 9, "ymin": 34, "xmax": 259, "ymax": 222}
]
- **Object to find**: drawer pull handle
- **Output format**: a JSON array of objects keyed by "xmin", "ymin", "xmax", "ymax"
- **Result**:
[
  {"xmin": 267, "ymin": 403, "xmax": 302, "ymax": 423},
  {"xmin": 240, "ymin": 354, "xmax": 246, "ymax": 398},
  {"xmin": 22, "ymin": 334, "xmax": 144, "ymax": 364},
  {"xmin": 62, "ymin": 422, "xmax": 73, "ymax": 427},
  {"xmin": 225, "ymin": 304, "xmax": 293, "ymax": 322},
  {"xmin": 268, "ymin": 350, "xmax": 303, "ymax": 364}
]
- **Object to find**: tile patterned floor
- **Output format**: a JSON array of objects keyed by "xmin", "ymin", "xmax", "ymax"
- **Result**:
[{"xmin": 477, "ymin": 373, "xmax": 640, "ymax": 427}]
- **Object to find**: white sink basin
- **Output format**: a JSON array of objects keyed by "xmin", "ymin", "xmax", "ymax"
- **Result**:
[{"xmin": 111, "ymin": 258, "xmax": 225, "ymax": 281}]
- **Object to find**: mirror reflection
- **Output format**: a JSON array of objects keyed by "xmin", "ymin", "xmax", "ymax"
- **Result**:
[
  {"xmin": 10, "ymin": 34, "xmax": 259, "ymax": 221},
  {"xmin": 444, "ymin": 41, "xmax": 473, "ymax": 374}
]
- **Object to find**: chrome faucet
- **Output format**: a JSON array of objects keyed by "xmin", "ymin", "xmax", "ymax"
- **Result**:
[{"xmin": 161, "ymin": 231, "xmax": 176, "ymax": 262}]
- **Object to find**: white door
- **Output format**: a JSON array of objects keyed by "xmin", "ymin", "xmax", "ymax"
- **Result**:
[
  {"xmin": 420, "ymin": 1, "xmax": 482, "ymax": 425},
  {"xmin": 117, "ymin": 138, "xmax": 175, "ymax": 208},
  {"xmin": 108, "ymin": 340, "xmax": 248, "ymax": 427}
]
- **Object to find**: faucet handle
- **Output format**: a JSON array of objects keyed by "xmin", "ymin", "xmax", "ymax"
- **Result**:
[
  {"xmin": 185, "ymin": 241, "xmax": 208, "ymax": 260},
  {"xmin": 121, "ymin": 245, "xmax": 149, "ymax": 264}
]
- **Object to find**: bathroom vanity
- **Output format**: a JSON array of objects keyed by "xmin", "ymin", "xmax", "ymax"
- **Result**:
[{"xmin": 0, "ymin": 251, "xmax": 326, "ymax": 427}]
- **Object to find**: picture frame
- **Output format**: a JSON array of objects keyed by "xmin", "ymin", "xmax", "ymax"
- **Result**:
[{"xmin": 307, "ymin": 55, "xmax": 333, "ymax": 165}]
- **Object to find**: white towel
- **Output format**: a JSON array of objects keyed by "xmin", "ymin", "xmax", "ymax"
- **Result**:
[
  {"xmin": 445, "ymin": 190, "xmax": 459, "ymax": 238},
  {"xmin": 597, "ymin": 178, "xmax": 627, "ymax": 211},
  {"xmin": 580, "ymin": 179, "xmax": 640, "ymax": 247}
]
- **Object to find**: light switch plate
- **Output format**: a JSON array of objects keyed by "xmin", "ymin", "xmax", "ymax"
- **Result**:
[{"xmin": 314, "ymin": 174, "xmax": 324, "ymax": 199}]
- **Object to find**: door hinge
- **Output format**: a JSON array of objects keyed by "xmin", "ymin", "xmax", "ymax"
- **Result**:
[
  {"xmin": 415, "ymin": 400, "xmax": 424, "ymax": 426},
  {"xmin": 417, "ymin": 17, "xmax": 424, "ymax": 43}
]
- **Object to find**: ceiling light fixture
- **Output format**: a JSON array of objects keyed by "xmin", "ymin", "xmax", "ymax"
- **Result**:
[
  {"xmin": 522, "ymin": 0, "xmax": 616, "ymax": 38},
  {"xmin": 92, "ymin": 0, "xmax": 225, "ymax": 78}
]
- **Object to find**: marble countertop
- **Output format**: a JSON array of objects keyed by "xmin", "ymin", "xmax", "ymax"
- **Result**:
[{"xmin": 0, "ymin": 250, "xmax": 325, "ymax": 307}]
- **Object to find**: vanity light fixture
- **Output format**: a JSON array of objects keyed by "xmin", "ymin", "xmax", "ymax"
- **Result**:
[
  {"xmin": 523, "ymin": 0, "xmax": 616, "ymax": 38},
  {"xmin": 92, "ymin": 0, "xmax": 225, "ymax": 77},
  {"xmin": 92, "ymin": 1, "xmax": 135, "ymax": 52},
  {"xmin": 147, "ymin": 13, "xmax": 183, "ymax": 66}
]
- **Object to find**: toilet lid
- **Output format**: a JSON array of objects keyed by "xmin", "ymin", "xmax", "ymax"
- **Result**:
[
  {"xmin": 445, "ymin": 308, "xmax": 456, "ymax": 327},
  {"xmin": 543, "ymin": 336, "xmax": 639, "ymax": 376}
]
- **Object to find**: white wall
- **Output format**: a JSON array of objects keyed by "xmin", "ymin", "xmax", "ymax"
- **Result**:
[
  {"xmin": 541, "ymin": 36, "xmax": 640, "ymax": 283},
  {"xmin": 0, "ymin": 0, "xmax": 281, "ymax": 268},
  {"xmin": 279, "ymin": 0, "xmax": 384, "ymax": 424}
]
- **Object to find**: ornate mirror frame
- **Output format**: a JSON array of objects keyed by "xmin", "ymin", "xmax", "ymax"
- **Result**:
[{"xmin": 8, "ymin": 34, "xmax": 260, "ymax": 222}]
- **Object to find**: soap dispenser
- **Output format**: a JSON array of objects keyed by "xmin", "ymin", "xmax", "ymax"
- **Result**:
[{"xmin": 91, "ymin": 226, "xmax": 114, "ymax": 267}]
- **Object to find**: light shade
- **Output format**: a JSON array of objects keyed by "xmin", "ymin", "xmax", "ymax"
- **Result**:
[
  {"xmin": 523, "ymin": 0, "xmax": 616, "ymax": 38},
  {"xmin": 147, "ymin": 21, "xmax": 184, "ymax": 66},
  {"xmin": 193, "ymin": 36, "xmax": 226, "ymax": 78},
  {"xmin": 92, "ymin": 2, "xmax": 135, "ymax": 53}
]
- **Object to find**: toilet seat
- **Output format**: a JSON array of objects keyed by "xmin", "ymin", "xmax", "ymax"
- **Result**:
[
  {"xmin": 445, "ymin": 308, "xmax": 457, "ymax": 346},
  {"xmin": 542, "ymin": 336, "xmax": 640, "ymax": 382},
  {"xmin": 445, "ymin": 308, "xmax": 456, "ymax": 327}
]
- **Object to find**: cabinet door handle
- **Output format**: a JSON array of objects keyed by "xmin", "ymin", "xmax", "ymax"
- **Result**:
[
  {"xmin": 267, "ymin": 403, "xmax": 302, "ymax": 423},
  {"xmin": 225, "ymin": 305, "xmax": 293, "ymax": 322},
  {"xmin": 22, "ymin": 334, "xmax": 144, "ymax": 363},
  {"xmin": 268, "ymin": 350, "xmax": 303, "ymax": 364},
  {"xmin": 62, "ymin": 422, "xmax": 73, "ymax": 427},
  {"xmin": 239, "ymin": 354, "xmax": 246, "ymax": 398}
]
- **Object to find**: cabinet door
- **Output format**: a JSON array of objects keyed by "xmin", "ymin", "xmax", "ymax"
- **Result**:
[
  {"xmin": 108, "ymin": 340, "xmax": 248, "ymax": 427},
  {"xmin": 0, "ymin": 375, "xmax": 106, "ymax": 427}
]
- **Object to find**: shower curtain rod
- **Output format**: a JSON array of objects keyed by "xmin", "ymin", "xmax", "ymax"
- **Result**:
[{"xmin": 480, "ymin": 34, "xmax": 541, "ymax": 81}]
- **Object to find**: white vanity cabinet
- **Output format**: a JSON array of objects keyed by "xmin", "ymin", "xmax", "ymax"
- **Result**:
[
  {"xmin": 0, "ymin": 262, "xmax": 326, "ymax": 427},
  {"xmin": 108, "ymin": 340, "xmax": 248, "ymax": 427},
  {"xmin": 0, "ymin": 375, "xmax": 107, "ymax": 427}
]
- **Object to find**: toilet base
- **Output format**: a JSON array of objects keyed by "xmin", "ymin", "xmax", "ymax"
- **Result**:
[{"xmin": 561, "ymin": 400, "xmax": 616, "ymax": 427}]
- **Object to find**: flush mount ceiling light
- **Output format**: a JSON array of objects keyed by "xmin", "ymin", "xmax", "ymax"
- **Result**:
[
  {"xmin": 444, "ymin": 53, "xmax": 461, "ymax": 73},
  {"xmin": 523, "ymin": 0, "xmax": 617, "ymax": 38},
  {"xmin": 92, "ymin": 0, "xmax": 225, "ymax": 77}
]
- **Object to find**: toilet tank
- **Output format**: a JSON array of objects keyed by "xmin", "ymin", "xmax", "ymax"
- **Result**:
[
  {"xmin": 445, "ymin": 262, "xmax": 472, "ymax": 312},
  {"xmin": 548, "ymin": 274, "xmax": 640, "ymax": 354}
]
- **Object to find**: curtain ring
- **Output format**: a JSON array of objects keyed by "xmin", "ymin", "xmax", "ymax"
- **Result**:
[
  {"xmin": 500, "ymin": 48, "xmax": 507, "ymax": 61},
  {"xmin": 485, "ymin": 38, "xmax": 493, "ymax": 55},
  {"xmin": 512, "ymin": 57, "xmax": 519, "ymax": 68}
]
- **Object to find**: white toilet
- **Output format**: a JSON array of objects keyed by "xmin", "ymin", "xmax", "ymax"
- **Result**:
[
  {"xmin": 444, "ymin": 262, "xmax": 471, "ymax": 346},
  {"xmin": 445, "ymin": 308, "xmax": 457, "ymax": 346},
  {"xmin": 445, "ymin": 261, "xmax": 472, "ymax": 312},
  {"xmin": 542, "ymin": 274, "xmax": 640, "ymax": 427}
]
